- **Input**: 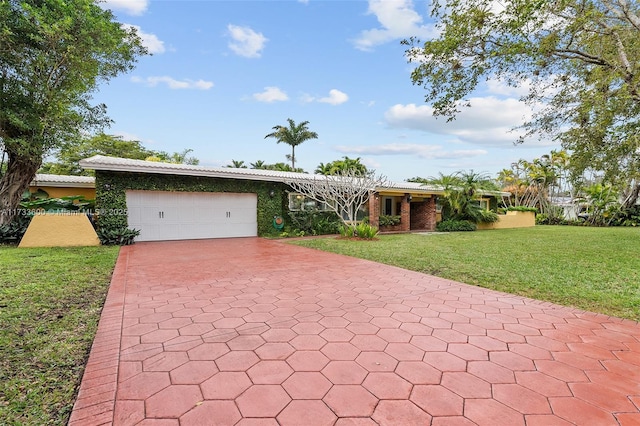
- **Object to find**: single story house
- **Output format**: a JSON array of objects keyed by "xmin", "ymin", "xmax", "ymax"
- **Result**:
[{"xmin": 78, "ymin": 155, "xmax": 506, "ymax": 242}]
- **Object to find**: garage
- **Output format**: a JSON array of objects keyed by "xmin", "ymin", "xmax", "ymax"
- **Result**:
[{"xmin": 126, "ymin": 190, "xmax": 257, "ymax": 241}]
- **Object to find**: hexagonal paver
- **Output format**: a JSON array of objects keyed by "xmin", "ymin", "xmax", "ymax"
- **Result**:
[
  {"xmin": 282, "ymin": 372, "xmax": 333, "ymax": 399},
  {"xmin": 117, "ymin": 372, "xmax": 170, "ymax": 400},
  {"xmin": 290, "ymin": 335, "xmax": 327, "ymax": 350},
  {"xmin": 187, "ymin": 343, "xmax": 230, "ymax": 361},
  {"xmin": 169, "ymin": 360, "xmax": 218, "ymax": 384},
  {"xmin": 321, "ymin": 342, "xmax": 361, "ymax": 360},
  {"xmin": 227, "ymin": 335, "xmax": 266, "ymax": 351},
  {"xmin": 286, "ymin": 351, "xmax": 330, "ymax": 371},
  {"xmin": 236, "ymin": 385, "xmax": 292, "ymax": 417},
  {"xmin": 247, "ymin": 361, "xmax": 294, "ymax": 384},
  {"xmin": 362, "ymin": 372, "xmax": 412, "ymax": 399},
  {"xmin": 277, "ymin": 400, "xmax": 337, "ymax": 426},
  {"xmin": 201, "ymin": 372, "xmax": 251, "ymax": 399},
  {"xmin": 261, "ymin": 328, "xmax": 297, "ymax": 343},
  {"xmin": 410, "ymin": 385, "xmax": 463, "ymax": 416},
  {"xmin": 372, "ymin": 400, "xmax": 432, "ymax": 425},
  {"xmin": 145, "ymin": 384, "xmax": 202, "ymax": 418},
  {"xmin": 395, "ymin": 361, "xmax": 442, "ymax": 385},
  {"xmin": 356, "ymin": 351, "xmax": 398, "ymax": 372},
  {"xmin": 320, "ymin": 328, "xmax": 354, "ymax": 342},
  {"xmin": 180, "ymin": 401, "xmax": 241, "ymax": 425},
  {"xmin": 384, "ymin": 342, "xmax": 425, "ymax": 361},
  {"xmin": 255, "ymin": 342, "xmax": 296, "ymax": 360},
  {"xmin": 441, "ymin": 372, "xmax": 492, "ymax": 399},
  {"xmin": 143, "ymin": 351, "xmax": 189, "ymax": 372},
  {"xmin": 322, "ymin": 361, "xmax": 368, "ymax": 384},
  {"xmin": 323, "ymin": 385, "xmax": 378, "ymax": 417},
  {"xmin": 215, "ymin": 350, "xmax": 259, "ymax": 371}
]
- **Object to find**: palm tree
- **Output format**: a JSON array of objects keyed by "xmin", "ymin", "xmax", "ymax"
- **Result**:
[
  {"xmin": 226, "ymin": 159, "xmax": 247, "ymax": 168},
  {"xmin": 250, "ymin": 160, "xmax": 267, "ymax": 169},
  {"xmin": 315, "ymin": 156, "xmax": 368, "ymax": 176},
  {"xmin": 264, "ymin": 119, "xmax": 318, "ymax": 170}
]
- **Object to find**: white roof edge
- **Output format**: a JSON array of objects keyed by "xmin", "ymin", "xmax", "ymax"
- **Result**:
[
  {"xmin": 31, "ymin": 174, "xmax": 96, "ymax": 188},
  {"xmin": 79, "ymin": 155, "xmax": 510, "ymax": 196}
]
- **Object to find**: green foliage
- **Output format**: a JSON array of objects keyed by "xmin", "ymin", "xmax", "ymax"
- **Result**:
[
  {"xmin": 97, "ymin": 226, "xmax": 140, "ymax": 245},
  {"xmin": 339, "ymin": 225, "xmax": 356, "ymax": 238},
  {"xmin": 0, "ymin": 214, "xmax": 32, "ymax": 244},
  {"xmin": 354, "ymin": 222, "xmax": 379, "ymax": 239},
  {"xmin": 499, "ymin": 206, "xmax": 539, "ymax": 214},
  {"xmin": 436, "ymin": 219, "xmax": 476, "ymax": 232},
  {"xmin": 21, "ymin": 196, "xmax": 95, "ymax": 213},
  {"xmin": 379, "ymin": 215, "xmax": 401, "ymax": 226},
  {"xmin": 315, "ymin": 156, "xmax": 368, "ymax": 176},
  {"xmin": 535, "ymin": 214, "xmax": 583, "ymax": 226},
  {"xmin": 95, "ymin": 171, "xmax": 287, "ymax": 238},
  {"xmin": 609, "ymin": 205, "xmax": 640, "ymax": 227},
  {"xmin": 404, "ymin": 1, "xmax": 640, "ymax": 208},
  {"xmin": 287, "ymin": 210, "xmax": 341, "ymax": 236},
  {"xmin": 0, "ymin": 0, "xmax": 147, "ymax": 223},
  {"xmin": 265, "ymin": 118, "xmax": 318, "ymax": 169}
]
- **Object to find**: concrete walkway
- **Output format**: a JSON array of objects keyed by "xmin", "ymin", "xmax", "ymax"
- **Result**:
[{"xmin": 69, "ymin": 238, "xmax": 640, "ymax": 425}]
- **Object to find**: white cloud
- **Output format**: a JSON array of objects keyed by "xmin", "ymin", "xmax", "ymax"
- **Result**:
[
  {"xmin": 101, "ymin": 0, "xmax": 149, "ymax": 15},
  {"xmin": 336, "ymin": 143, "xmax": 487, "ymax": 160},
  {"xmin": 131, "ymin": 76, "xmax": 214, "ymax": 90},
  {"xmin": 383, "ymin": 98, "xmax": 547, "ymax": 146},
  {"xmin": 253, "ymin": 87, "xmax": 289, "ymax": 103},
  {"xmin": 318, "ymin": 89, "xmax": 349, "ymax": 105},
  {"xmin": 485, "ymin": 78, "xmax": 532, "ymax": 97},
  {"xmin": 353, "ymin": 0, "xmax": 438, "ymax": 51},
  {"xmin": 227, "ymin": 25, "xmax": 268, "ymax": 58},
  {"xmin": 121, "ymin": 24, "xmax": 165, "ymax": 54}
]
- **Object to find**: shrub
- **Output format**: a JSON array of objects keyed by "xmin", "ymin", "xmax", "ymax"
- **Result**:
[
  {"xmin": 97, "ymin": 227, "xmax": 140, "ymax": 245},
  {"xmin": 288, "ymin": 210, "xmax": 341, "ymax": 236},
  {"xmin": 355, "ymin": 223, "xmax": 379, "ymax": 239},
  {"xmin": 379, "ymin": 215, "xmax": 401, "ymax": 226},
  {"xmin": 339, "ymin": 225, "xmax": 356, "ymax": 238},
  {"xmin": 436, "ymin": 219, "xmax": 476, "ymax": 232},
  {"xmin": 498, "ymin": 206, "xmax": 538, "ymax": 214},
  {"xmin": 0, "ymin": 214, "xmax": 33, "ymax": 244}
]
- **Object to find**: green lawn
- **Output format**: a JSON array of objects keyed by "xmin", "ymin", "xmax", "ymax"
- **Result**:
[
  {"xmin": 291, "ymin": 226, "xmax": 640, "ymax": 322},
  {"xmin": 0, "ymin": 245, "xmax": 120, "ymax": 425}
]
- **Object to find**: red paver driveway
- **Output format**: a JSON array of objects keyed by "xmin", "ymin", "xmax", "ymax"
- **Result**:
[{"xmin": 69, "ymin": 238, "xmax": 640, "ymax": 425}]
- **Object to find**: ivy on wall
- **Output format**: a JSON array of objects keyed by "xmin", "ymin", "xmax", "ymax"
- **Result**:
[{"xmin": 95, "ymin": 171, "xmax": 288, "ymax": 237}]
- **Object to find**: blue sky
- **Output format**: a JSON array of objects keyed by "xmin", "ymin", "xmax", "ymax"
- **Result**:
[{"xmin": 96, "ymin": 0, "xmax": 560, "ymax": 182}]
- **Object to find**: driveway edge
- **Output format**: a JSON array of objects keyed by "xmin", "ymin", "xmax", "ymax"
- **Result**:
[{"xmin": 68, "ymin": 246, "xmax": 130, "ymax": 426}]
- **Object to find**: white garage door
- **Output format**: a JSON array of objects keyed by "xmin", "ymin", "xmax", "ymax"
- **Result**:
[{"xmin": 126, "ymin": 190, "xmax": 257, "ymax": 241}]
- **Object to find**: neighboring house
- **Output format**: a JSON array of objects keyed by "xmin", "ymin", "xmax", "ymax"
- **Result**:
[
  {"xmin": 29, "ymin": 174, "xmax": 96, "ymax": 200},
  {"xmin": 80, "ymin": 155, "xmax": 489, "ymax": 242}
]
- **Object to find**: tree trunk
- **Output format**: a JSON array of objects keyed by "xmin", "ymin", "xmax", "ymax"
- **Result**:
[
  {"xmin": 0, "ymin": 154, "xmax": 41, "ymax": 226},
  {"xmin": 621, "ymin": 182, "xmax": 640, "ymax": 210}
]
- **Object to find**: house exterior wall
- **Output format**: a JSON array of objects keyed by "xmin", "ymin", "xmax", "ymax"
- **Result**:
[
  {"xmin": 19, "ymin": 213, "xmax": 100, "ymax": 247},
  {"xmin": 477, "ymin": 211, "xmax": 535, "ymax": 230},
  {"xmin": 28, "ymin": 185, "xmax": 96, "ymax": 200},
  {"xmin": 370, "ymin": 193, "xmax": 437, "ymax": 232},
  {"xmin": 410, "ymin": 198, "xmax": 436, "ymax": 231},
  {"xmin": 95, "ymin": 171, "xmax": 288, "ymax": 237}
]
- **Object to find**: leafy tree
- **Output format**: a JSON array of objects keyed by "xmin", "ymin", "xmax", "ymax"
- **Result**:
[
  {"xmin": 0, "ymin": 0, "xmax": 146, "ymax": 225},
  {"xmin": 146, "ymin": 148, "xmax": 199, "ymax": 165},
  {"xmin": 315, "ymin": 156, "xmax": 368, "ymax": 176},
  {"xmin": 40, "ymin": 133, "xmax": 155, "ymax": 175},
  {"xmin": 226, "ymin": 160, "xmax": 247, "ymax": 169},
  {"xmin": 404, "ymin": 0, "xmax": 640, "ymax": 209},
  {"xmin": 264, "ymin": 118, "xmax": 318, "ymax": 170}
]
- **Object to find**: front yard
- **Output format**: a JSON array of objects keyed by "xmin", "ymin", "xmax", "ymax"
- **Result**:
[
  {"xmin": 291, "ymin": 226, "xmax": 640, "ymax": 322},
  {"xmin": 0, "ymin": 246, "xmax": 119, "ymax": 425}
]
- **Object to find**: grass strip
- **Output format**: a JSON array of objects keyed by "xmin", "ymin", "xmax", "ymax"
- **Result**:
[
  {"xmin": 0, "ymin": 246, "xmax": 119, "ymax": 425},
  {"xmin": 291, "ymin": 226, "xmax": 640, "ymax": 321}
]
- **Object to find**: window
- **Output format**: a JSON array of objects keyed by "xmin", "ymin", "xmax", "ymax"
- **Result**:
[
  {"xmin": 473, "ymin": 199, "xmax": 490, "ymax": 211},
  {"xmin": 383, "ymin": 197, "xmax": 394, "ymax": 215},
  {"xmin": 288, "ymin": 193, "xmax": 330, "ymax": 212}
]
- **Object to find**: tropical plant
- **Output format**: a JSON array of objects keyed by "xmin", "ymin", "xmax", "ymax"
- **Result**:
[
  {"xmin": 354, "ymin": 222, "xmax": 379, "ymax": 239},
  {"xmin": 0, "ymin": 0, "xmax": 147, "ymax": 226},
  {"xmin": 146, "ymin": 148, "xmax": 199, "ymax": 165},
  {"xmin": 264, "ymin": 119, "xmax": 318, "ymax": 169},
  {"xmin": 250, "ymin": 160, "xmax": 267, "ymax": 169},
  {"xmin": 226, "ymin": 160, "xmax": 247, "ymax": 169},
  {"xmin": 378, "ymin": 215, "xmax": 401, "ymax": 227},
  {"xmin": 315, "ymin": 156, "xmax": 368, "ymax": 176},
  {"xmin": 421, "ymin": 171, "xmax": 499, "ymax": 224},
  {"xmin": 97, "ymin": 227, "xmax": 140, "ymax": 245}
]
